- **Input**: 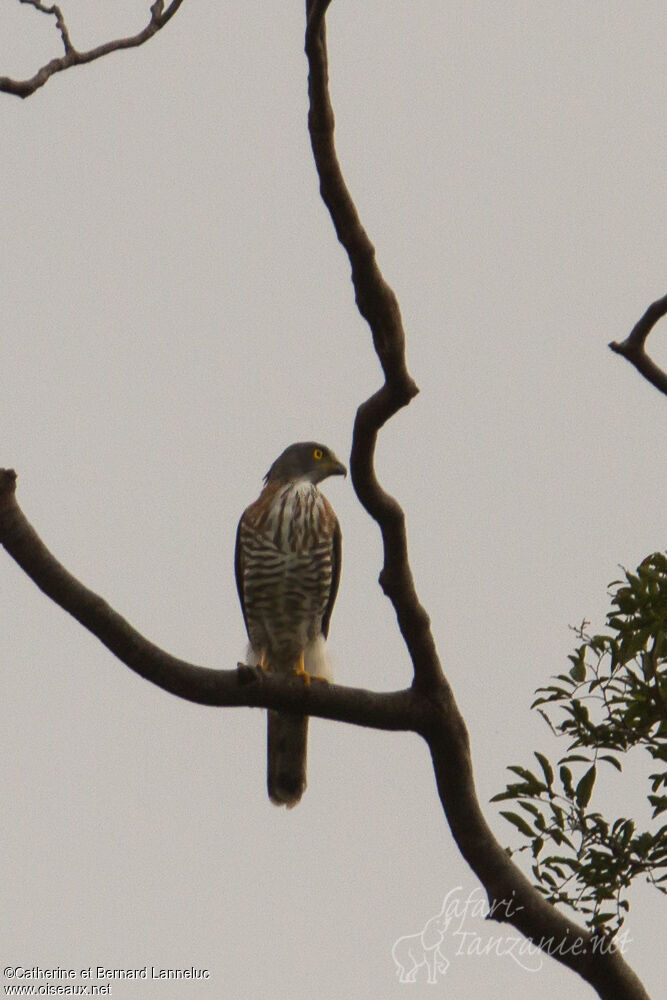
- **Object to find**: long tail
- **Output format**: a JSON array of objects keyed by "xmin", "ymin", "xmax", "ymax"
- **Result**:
[{"xmin": 267, "ymin": 710, "xmax": 308, "ymax": 808}]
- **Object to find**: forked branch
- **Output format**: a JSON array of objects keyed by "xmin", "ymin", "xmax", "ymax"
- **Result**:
[
  {"xmin": 305, "ymin": 0, "xmax": 442, "ymax": 696},
  {"xmin": 0, "ymin": 459, "xmax": 650, "ymax": 1000},
  {"xmin": 0, "ymin": 470, "xmax": 416, "ymax": 731},
  {"xmin": 0, "ymin": 0, "xmax": 185, "ymax": 98},
  {"xmin": 0, "ymin": 3, "xmax": 654, "ymax": 997},
  {"xmin": 609, "ymin": 292, "xmax": 667, "ymax": 397},
  {"xmin": 304, "ymin": 2, "xmax": 651, "ymax": 998}
]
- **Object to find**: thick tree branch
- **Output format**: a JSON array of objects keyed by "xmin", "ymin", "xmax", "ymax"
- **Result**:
[
  {"xmin": 0, "ymin": 469, "xmax": 417, "ymax": 731},
  {"xmin": 0, "ymin": 4, "xmax": 654, "ymax": 995},
  {"xmin": 0, "ymin": 466, "xmax": 652, "ymax": 1000},
  {"xmin": 609, "ymin": 292, "xmax": 667, "ymax": 397},
  {"xmin": 425, "ymin": 711, "xmax": 651, "ymax": 1000},
  {"xmin": 0, "ymin": 0, "xmax": 185, "ymax": 98},
  {"xmin": 305, "ymin": 0, "xmax": 442, "ymax": 696},
  {"xmin": 304, "ymin": 4, "xmax": 651, "ymax": 998}
]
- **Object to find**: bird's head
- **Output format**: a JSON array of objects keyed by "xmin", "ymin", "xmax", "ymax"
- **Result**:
[{"xmin": 264, "ymin": 442, "xmax": 347, "ymax": 486}]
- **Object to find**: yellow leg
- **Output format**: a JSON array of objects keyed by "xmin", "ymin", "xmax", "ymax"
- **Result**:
[
  {"xmin": 293, "ymin": 652, "xmax": 330, "ymax": 685},
  {"xmin": 294, "ymin": 651, "xmax": 310, "ymax": 685}
]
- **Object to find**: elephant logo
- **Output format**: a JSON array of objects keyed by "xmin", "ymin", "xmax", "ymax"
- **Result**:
[{"xmin": 391, "ymin": 893, "xmax": 457, "ymax": 984}]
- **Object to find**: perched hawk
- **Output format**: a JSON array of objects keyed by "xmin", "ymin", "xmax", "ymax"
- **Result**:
[{"xmin": 235, "ymin": 442, "xmax": 346, "ymax": 807}]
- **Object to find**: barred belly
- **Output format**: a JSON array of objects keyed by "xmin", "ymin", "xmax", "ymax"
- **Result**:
[{"xmin": 240, "ymin": 482, "xmax": 335, "ymax": 669}]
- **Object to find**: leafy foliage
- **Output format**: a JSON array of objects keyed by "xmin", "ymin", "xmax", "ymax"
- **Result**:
[{"xmin": 493, "ymin": 553, "xmax": 667, "ymax": 933}]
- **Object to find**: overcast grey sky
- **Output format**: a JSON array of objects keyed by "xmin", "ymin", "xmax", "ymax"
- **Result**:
[{"xmin": 2, "ymin": 3, "xmax": 665, "ymax": 998}]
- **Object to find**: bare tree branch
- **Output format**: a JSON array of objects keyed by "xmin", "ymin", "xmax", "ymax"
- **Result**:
[
  {"xmin": 0, "ymin": 469, "xmax": 416, "ymax": 731},
  {"xmin": 0, "ymin": 0, "xmax": 185, "ymax": 98},
  {"xmin": 0, "ymin": 460, "xmax": 651, "ymax": 1000},
  {"xmin": 304, "ymin": 3, "xmax": 652, "ymax": 998},
  {"xmin": 609, "ymin": 292, "xmax": 667, "ymax": 397},
  {"xmin": 0, "ymin": 3, "xmax": 654, "ymax": 996},
  {"xmin": 305, "ymin": 0, "xmax": 442, "ymax": 696}
]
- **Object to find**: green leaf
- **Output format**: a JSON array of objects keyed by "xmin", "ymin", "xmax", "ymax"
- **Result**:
[
  {"xmin": 559, "ymin": 765, "xmax": 574, "ymax": 797},
  {"xmin": 499, "ymin": 811, "xmax": 536, "ymax": 838},
  {"xmin": 619, "ymin": 819, "xmax": 635, "ymax": 844},
  {"xmin": 535, "ymin": 708, "xmax": 558, "ymax": 733},
  {"xmin": 534, "ymin": 752, "xmax": 554, "ymax": 788},
  {"xmin": 591, "ymin": 912, "xmax": 616, "ymax": 928},
  {"xmin": 550, "ymin": 830, "xmax": 575, "ymax": 850},
  {"xmin": 575, "ymin": 765, "xmax": 597, "ymax": 809},
  {"xmin": 569, "ymin": 659, "xmax": 587, "ymax": 683},
  {"xmin": 490, "ymin": 790, "xmax": 517, "ymax": 802},
  {"xmin": 571, "ymin": 700, "xmax": 590, "ymax": 725},
  {"xmin": 634, "ymin": 833, "xmax": 654, "ymax": 857},
  {"xmin": 507, "ymin": 765, "xmax": 541, "ymax": 784},
  {"xmin": 599, "ymin": 755, "xmax": 622, "ymax": 772},
  {"xmin": 504, "ymin": 767, "xmax": 547, "ymax": 795},
  {"xmin": 547, "ymin": 864, "xmax": 565, "ymax": 879},
  {"xmin": 648, "ymin": 795, "xmax": 667, "ymax": 818},
  {"xmin": 549, "ymin": 802, "xmax": 565, "ymax": 827}
]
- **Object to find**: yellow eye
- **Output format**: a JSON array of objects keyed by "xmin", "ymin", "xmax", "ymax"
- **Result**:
[{"xmin": 313, "ymin": 448, "xmax": 324, "ymax": 460}]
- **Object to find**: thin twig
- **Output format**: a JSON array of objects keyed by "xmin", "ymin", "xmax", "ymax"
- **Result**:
[
  {"xmin": 19, "ymin": 1, "xmax": 76, "ymax": 55},
  {"xmin": 0, "ymin": 0, "xmax": 185, "ymax": 98}
]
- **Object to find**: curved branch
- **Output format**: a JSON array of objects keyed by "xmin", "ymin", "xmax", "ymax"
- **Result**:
[
  {"xmin": 0, "ymin": 0, "xmax": 185, "ymax": 99},
  {"xmin": 304, "ymin": 4, "xmax": 651, "ymax": 998},
  {"xmin": 609, "ymin": 292, "xmax": 667, "ymax": 397},
  {"xmin": 0, "ymin": 468, "xmax": 651, "ymax": 1000},
  {"xmin": 0, "ymin": 469, "xmax": 416, "ymax": 730},
  {"xmin": 305, "ymin": 0, "xmax": 441, "ymax": 695},
  {"xmin": 425, "ymin": 708, "xmax": 650, "ymax": 1000},
  {"xmin": 0, "ymin": 3, "xmax": 654, "ymax": 994}
]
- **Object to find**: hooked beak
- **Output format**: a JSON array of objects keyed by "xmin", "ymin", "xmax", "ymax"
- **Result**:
[{"xmin": 329, "ymin": 457, "xmax": 347, "ymax": 478}]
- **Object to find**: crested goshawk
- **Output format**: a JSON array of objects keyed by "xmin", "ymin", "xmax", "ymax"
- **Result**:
[{"xmin": 235, "ymin": 442, "xmax": 346, "ymax": 807}]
